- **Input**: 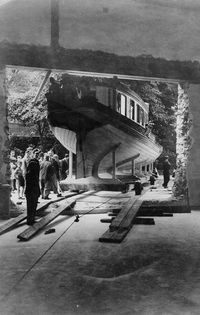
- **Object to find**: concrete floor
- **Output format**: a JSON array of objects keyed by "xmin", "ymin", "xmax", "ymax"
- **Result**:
[{"xmin": 1, "ymin": 184, "xmax": 200, "ymax": 315}]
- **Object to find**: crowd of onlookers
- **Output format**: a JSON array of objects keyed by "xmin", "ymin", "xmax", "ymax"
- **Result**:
[{"xmin": 10, "ymin": 146, "xmax": 69, "ymax": 201}]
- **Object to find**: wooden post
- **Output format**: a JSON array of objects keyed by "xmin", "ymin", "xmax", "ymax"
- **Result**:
[
  {"xmin": 33, "ymin": 70, "xmax": 51, "ymax": 104},
  {"xmin": 131, "ymin": 159, "xmax": 135, "ymax": 176},
  {"xmin": 112, "ymin": 150, "xmax": 116, "ymax": 179},
  {"xmin": 51, "ymin": 0, "xmax": 59, "ymax": 49},
  {"xmin": 69, "ymin": 151, "xmax": 73, "ymax": 178}
]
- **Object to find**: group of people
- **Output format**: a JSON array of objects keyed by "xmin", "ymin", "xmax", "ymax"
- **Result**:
[{"xmin": 10, "ymin": 147, "xmax": 69, "ymax": 225}]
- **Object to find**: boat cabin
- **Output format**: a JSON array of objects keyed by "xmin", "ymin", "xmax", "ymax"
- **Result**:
[{"xmin": 92, "ymin": 84, "xmax": 149, "ymax": 128}]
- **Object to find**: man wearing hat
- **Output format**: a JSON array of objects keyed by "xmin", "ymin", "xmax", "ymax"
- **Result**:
[
  {"xmin": 25, "ymin": 148, "xmax": 41, "ymax": 225},
  {"xmin": 162, "ymin": 155, "xmax": 171, "ymax": 188}
]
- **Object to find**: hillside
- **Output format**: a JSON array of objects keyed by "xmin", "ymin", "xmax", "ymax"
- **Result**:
[{"xmin": 1, "ymin": 42, "xmax": 200, "ymax": 82}]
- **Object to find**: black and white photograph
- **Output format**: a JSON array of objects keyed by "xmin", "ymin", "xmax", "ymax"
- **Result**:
[{"xmin": 0, "ymin": 1, "xmax": 200, "ymax": 314}]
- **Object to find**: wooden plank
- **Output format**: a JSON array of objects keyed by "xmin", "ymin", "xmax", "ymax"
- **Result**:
[
  {"xmin": 99, "ymin": 189, "xmax": 151, "ymax": 243},
  {"xmin": 108, "ymin": 213, "xmax": 117, "ymax": 217},
  {"xmin": 109, "ymin": 194, "xmax": 143, "ymax": 230},
  {"xmin": 107, "ymin": 198, "xmax": 129, "ymax": 205},
  {"xmin": 0, "ymin": 192, "xmax": 77, "ymax": 236},
  {"xmin": 68, "ymin": 151, "xmax": 73, "ymax": 178},
  {"xmin": 99, "ymin": 228, "xmax": 128, "ymax": 243},
  {"xmin": 134, "ymin": 217, "xmax": 155, "ymax": 225},
  {"xmin": 6, "ymin": 66, "xmax": 181, "ymax": 84},
  {"xmin": 78, "ymin": 196, "xmax": 110, "ymax": 203},
  {"xmin": 118, "ymin": 198, "xmax": 144, "ymax": 230},
  {"xmin": 17, "ymin": 198, "xmax": 76, "ymax": 241},
  {"xmin": 94, "ymin": 191, "xmax": 122, "ymax": 197},
  {"xmin": 73, "ymin": 201, "xmax": 103, "ymax": 210},
  {"xmin": 140, "ymin": 205, "xmax": 190, "ymax": 214},
  {"xmin": 137, "ymin": 211, "xmax": 173, "ymax": 217},
  {"xmin": 33, "ymin": 70, "xmax": 51, "ymax": 103},
  {"xmin": 16, "ymin": 191, "xmax": 94, "ymax": 241},
  {"xmin": 100, "ymin": 218, "xmax": 114, "ymax": 223},
  {"xmin": 73, "ymin": 201, "xmax": 121, "ymax": 211},
  {"xmin": 0, "ymin": 213, "xmax": 29, "ymax": 236},
  {"xmin": 137, "ymin": 209, "xmax": 164, "ymax": 216},
  {"xmin": 115, "ymin": 153, "xmax": 140, "ymax": 168}
]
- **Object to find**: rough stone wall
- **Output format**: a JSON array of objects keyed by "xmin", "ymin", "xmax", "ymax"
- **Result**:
[
  {"xmin": 173, "ymin": 83, "xmax": 192, "ymax": 197},
  {"xmin": 186, "ymin": 84, "xmax": 200, "ymax": 207},
  {"xmin": 0, "ymin": 67, "xmax": 10, "ymax": 218}
]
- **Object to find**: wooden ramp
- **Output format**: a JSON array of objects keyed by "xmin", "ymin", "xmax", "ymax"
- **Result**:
[
  {"xmin": 17, "ymin": 190, "xmax": 96, "ymax": 241},
  {"xmin": 99, "ymin": 194, "xmax": 144, "ymax": 243},
  {"xmin": 0, "ymin": 192, "xmax": 77, "ymax": 236}
]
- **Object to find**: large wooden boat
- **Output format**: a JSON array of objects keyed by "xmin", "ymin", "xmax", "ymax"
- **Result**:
[{"xmin": 46, "ymin": 73, "xmax": 162, "ymax": 191}]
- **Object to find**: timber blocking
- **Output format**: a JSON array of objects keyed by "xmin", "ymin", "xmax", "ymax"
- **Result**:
[{"xmin": 99, "ymin": 194, "xmax": 144, "ymax": 243}]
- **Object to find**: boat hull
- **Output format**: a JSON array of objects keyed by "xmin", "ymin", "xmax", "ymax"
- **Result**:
[{"xmin": 46, "ymin": 92, "xmax": 162, "ymax": 182}]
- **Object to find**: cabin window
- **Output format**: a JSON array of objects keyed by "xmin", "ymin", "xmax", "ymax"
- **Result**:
[
  {"xmin": 144, "ymin": 112, "xmax": 148, "ymax": 126},
  {"xmin": 137, "ymin": 104, "xmax": 140, "ymax": 123},
  {"xmin": 140, "ymin": 108, "xmax": 145, "ymax": 126},
  {"xmin": 116, "ymin": 93, "xmax": 126, "ymax": 115},
  {"xmin": 117, "ymin": 93, "xmax": 121, "ymax": 112},
  {"xmin": 130, "ymin": 100, "xmax": 135, "ymax": 120},
  {"xmin": 142, "ymin": 166, "xmax": 145, "ymax": 172},
  {"xmin": 121, "ymin": 94, "xmax": 126, "ymax": 116}
]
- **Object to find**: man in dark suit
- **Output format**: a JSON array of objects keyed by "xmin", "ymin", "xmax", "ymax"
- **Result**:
[
  {"xmin": 162, "ymin": 156, "xmax": 171, "ymax": 188},
  {"xmin": 60, "ymin": 153, "xmax": 69, "ymax": 180},
  {"xmin": 25, "ymin": 149, "xmax": 41, "ymax": 225}
]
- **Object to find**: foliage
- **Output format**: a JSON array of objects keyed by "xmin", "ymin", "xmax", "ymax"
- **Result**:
[
  {"xmin": 1, "ymin": 41, "xmax": 200, "ymax": 81},
  {"xmin": 6, "ymin": 68, "xmax": 53, "ymax": 151},
  {"xmin": 173, "ymin": 161, "xmax": 188, "ymax": 197},
  {"xmin": 130, "ymin": 81, "xmax": 177, "ymax": 169}
]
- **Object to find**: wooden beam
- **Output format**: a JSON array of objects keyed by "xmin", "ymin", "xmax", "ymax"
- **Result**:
[
  {"xmin": 134, "ymin": 217, "xmax": 155, "ymax": 225},
  {"xmin": 131, "ymin": 159, "xmax": 135, "ymax": 176},
  {"xmin": 51, "ymin": 0, "xmax": 59, "ymax": 49},
  {"xmin": 112, "ymin": 150, "xmax": 116, "ymax": 179},
  {"xmin": 0, "ymin": 192, "xmax": 77, "ymax": 236},
  {"xmin": 69, "ymin": 151, "xmax": 73, "ymax": 178},
  {"xmin": 17, "ymin": 190, "xmax": 96, "ymax": 241},
  {"xmin": 100, "ymin": 218, "xmax": 114, "ymax": 223},
  {"xmin": 111, "ymin": 198, "xmax": 144, "ymax": 230},
  {"xmin": 17, "ymin": 198, "xmax": 76, "ymax": 241},
  {"xmin": 116, "ymin": 153, "xmax": 140, "ymax": 168},
  {"xmin": 99, "ymin": 228, "xmax": 128, "ymax": 243},
  {"xmin": 99, "ymin": 189, "xmax": 149, "ymax": 243},
  {"xmin": 6, "ymin": 65, "xmax": 182, "ymax": 84},
  {"xmin": 109, "ymin": 194, "xmax": 143, "ymax": 231},
  {"xmin": 33, "ymin": 70, "xmax": 51, "ymax": 104}
]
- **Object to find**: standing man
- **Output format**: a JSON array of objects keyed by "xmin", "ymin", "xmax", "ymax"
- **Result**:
[
  {"xmin": 40, "ymin": 154, "xmax": 53, "ymax": 199},
  {"xmin": 60, "ymin": 153, "xmax": 69, "ymax": 180},
  {"xmin": 162, "ymin": 156, "xmax": 171, "ymax": 189},
  {"xmin": 25, "ymin": 149, "xmax": 41, "ymax": 225}
]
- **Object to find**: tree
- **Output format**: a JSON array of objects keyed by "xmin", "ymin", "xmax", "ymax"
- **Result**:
[
  {"xmin": 7, "ymin": 68, "xmax": 53, "ymax": 151},
  {"xmin": 131, "ymin": 80, "xmax": 177, "ymax": 169}
]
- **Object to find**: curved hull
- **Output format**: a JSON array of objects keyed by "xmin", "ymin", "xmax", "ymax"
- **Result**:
[{"xmin": 46, "ymin": 80, "xmax": 162, "ymax": 181}]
